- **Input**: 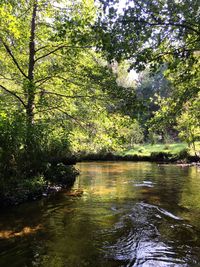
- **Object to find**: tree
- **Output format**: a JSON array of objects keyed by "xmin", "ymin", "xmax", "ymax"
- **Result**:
[
  {"xmin": 96, "ymin": 0, "xmax": 200, "ymax": 147},
  {"xmin": 97, "ymin": 0, "xmax": 200, "ymax": 108},
  {"xmin": 135, "ymin": 67, "xmax": 172, "ymax": 135},
  {"xmin": 176, "ymin": 94, "xmax": 200, "ymax": 156},
  {"xmin": 99, "ymin": 0, "xmax": 200, "ymax": 67},
  {"xmin": 0, "ymin": 0, "xmax": 97, "ymax": 167},
  {"xmin": 148, "ymin": 52, "xmax": 200, "ymax": 141},
  {"xmin": 0, "ymin": 0, "xmax": 142, "ymax": 175},
  {"xmin": 69, "ymin": 111, "xmax": 144, "ymax": 153}
]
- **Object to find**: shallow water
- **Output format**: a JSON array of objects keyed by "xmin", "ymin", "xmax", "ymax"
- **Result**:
[{"xmin": 1, "ymin": 162, "xmax": 200, "ymax": 267}]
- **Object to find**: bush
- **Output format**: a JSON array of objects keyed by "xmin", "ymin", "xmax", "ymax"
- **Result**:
[
  {"xmin": 45, "ymin": 163, "xmax": 79, "ymax": 187},
  {"xmin": 0, "ymin": 175, "xmax": 46, "ymax": 206},
  {"xmin": 178, "ymin": 149, "xmax": 189, "ymax": 159}
]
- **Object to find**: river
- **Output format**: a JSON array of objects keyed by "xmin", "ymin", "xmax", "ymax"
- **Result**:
[{"xmin": 1, "ymin": 162, "xmax": 200, "ymax": 267}]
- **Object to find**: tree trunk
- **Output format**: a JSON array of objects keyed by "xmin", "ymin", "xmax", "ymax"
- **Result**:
[{"xmin": 25, "ymin": 1, "xmax": 37, "ymax": 169}]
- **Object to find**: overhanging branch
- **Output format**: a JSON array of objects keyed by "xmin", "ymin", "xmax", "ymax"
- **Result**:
[
  {"xmin": 120, "ymin": 18, "xmax": 200, "ymax": 35},
  {"xmin": 35, "ymin": 45, "xmax": 92, "ymax": 62}
]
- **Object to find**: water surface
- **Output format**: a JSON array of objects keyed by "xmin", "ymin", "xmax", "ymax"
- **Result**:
[{"xmin": 1, "ymin": 162, "xmax": 200, "ymax": 267}]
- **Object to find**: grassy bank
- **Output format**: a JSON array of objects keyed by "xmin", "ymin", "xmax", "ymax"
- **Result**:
[
  {"xmin": 78, "ymin": 142, "xmax": 200, "ymax": 162},
  {"xmin": 121, "ymin": 142, "xmax": 200, "ymax": 157}
]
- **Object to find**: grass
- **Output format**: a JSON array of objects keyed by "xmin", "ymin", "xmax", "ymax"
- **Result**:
[{"xmin": 121, "ymin": 142, "xmax": 200, "ymax": 157}]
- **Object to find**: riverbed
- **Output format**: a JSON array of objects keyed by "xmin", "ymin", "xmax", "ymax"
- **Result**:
[{"xmin": 1, "ymin": 162, "xmax": 200, "ymax": 266}]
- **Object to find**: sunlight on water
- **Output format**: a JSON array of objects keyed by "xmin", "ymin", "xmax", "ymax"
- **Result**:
[{"xmin": 0, "ymin": 224, "xmax": 42, "ymax": 239}]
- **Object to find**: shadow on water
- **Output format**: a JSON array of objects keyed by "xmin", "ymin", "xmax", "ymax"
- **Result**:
[{"xmin": 0, "ymin": 162, "xmax": 200, "ymax": 267}]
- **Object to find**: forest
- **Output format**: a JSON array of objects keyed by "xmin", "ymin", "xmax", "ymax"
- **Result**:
[{"xmin": 0, "ymin": 0, "xmax": 199, "ymax": 205}]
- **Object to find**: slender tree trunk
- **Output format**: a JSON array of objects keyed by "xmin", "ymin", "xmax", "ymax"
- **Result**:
[
  {"xmin": 26, "ymin": 1, "xmax": 37, "ymax": 161},
  {"xmin": 190, "ymin": 131, "xmax": 197, "ymax": 157}
]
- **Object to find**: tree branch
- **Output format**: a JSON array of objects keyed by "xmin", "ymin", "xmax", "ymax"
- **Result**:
[
  {"xmin": 35, "ymin": 75, "xmax": 55, "ymax": 84},
  {"xmin": 0, "ymin": 39, "xmax": 28, "ymax": 79},
  {"xmin": 35, "ymin": 45, "xmax": 92, "ymax": 62},
  {"xmin": 0, "ymin": 73, "xmax": 23, "ymax": 85},
  {"xmin": 56, "ymin": 107, "xmax": 87, "ymax": 130},
  {"xmin": 120, "ymin": 18, "xmax": 200, "ymax": 35},
  {"xmin": 35, "ymin": 76, "xmax": 54, "ymax": 88},
  {"xmin": 39, "ymin": 90, "xmax": 93, "ymax": 98},
  {"xmin": 37, "ymin": 89, "xmax": 107, "ymax": 100},
  {"xmin": 0, "ymin": 74, "xmax": 15, "ymax": 82},
  {"xmin": 33, "ymin": 105, "xmax": 60, "ymax": 114},
  {"xmin": 47, "ymin": 74, "xmax": 89, "ymax": 88},
  {"xmin": 35, "ymin": 43, "xmax": 63, "ymax": 53},
  {"xmin": 0, "ymin": 84, "xmax": 27, "ymax": 108}
]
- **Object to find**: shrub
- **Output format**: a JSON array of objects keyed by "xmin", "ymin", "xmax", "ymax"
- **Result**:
[
  {"xmin": 45, "ymin": 163, "xmax": 79, "ymax": 187},
  {"xmin": 0, "ymin": 175, "xmax": 46, "ymax": 206},
  {"xmin": 178, "ymin": 149, "xmax": 189, "ymax": 159}
]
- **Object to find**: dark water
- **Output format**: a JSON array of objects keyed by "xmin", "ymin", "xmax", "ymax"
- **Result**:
[{"xmin": 1, "ymin": 162, "xmax": 200, "ymax": 267}]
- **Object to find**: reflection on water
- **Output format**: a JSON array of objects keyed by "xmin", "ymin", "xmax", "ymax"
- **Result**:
[
  {"xmin": 0, "ymin": 224, "xmax": 42, "ymax": 239},
  {"xmin": 0, "ymin": 162, "xmax": 200, "ymax": 267}
]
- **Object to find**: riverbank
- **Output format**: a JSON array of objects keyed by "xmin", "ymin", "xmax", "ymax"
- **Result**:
[
  {"xmin": 77, "ymin": 143, "xmax": 200, "ymax": 163},
  {"xmin": 0, "ymin": 163, "xmax": 79, "ymax": 207},
  {"xmin": 1, "ymin": 143, "xmax": 199, "ymax": 207},
  {"xmin": 77, "ymin": 152, "xmax": 200, "ymax": 164}
]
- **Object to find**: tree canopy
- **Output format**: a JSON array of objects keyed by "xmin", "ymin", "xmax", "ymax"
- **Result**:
[{"xmin": 98, "ymin": 0, "xmax": 200, "ymax": 69}]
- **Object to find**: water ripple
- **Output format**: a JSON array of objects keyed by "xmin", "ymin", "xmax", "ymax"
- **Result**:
[{"xmin": 104, "ymin": 202, "xmax": 199, "ymax": 266}]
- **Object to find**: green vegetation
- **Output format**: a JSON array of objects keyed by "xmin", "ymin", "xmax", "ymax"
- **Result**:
[
  {"xmin": 122, "ymin": 143, "xmax": 188, "ymax": 157},
  {"xmin": 98, "ymin": 0, "xmax": 200, "ymax": 158},
  {"xmin": 0, "ymin": 0, "xmax": 199, "ymax": 205},
  {"xmin": 122, "ymin": 142, "xmax": 200, "ymax": 161}
]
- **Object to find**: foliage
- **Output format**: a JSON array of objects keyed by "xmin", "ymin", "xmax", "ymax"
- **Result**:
[
  {"xmin": 134, "ymin": 67, "xmax": 173, "ymax": 138},
  {"xmin": 0, "ymin": 0, "xmax": 146, "ymax": 206},
  {"xmin": 98, "ymin": 0, "xmax": 200, "ymax": 143},
  {"xmin": 0, "ymin": 0, "xmax": 98, "ymax": 203},
  {"xmin": 45, "ymin": 163, "xmax": 78, "ymax": 187},
  {"xmin": 0, "ymin": 103, "xmax": 26, "ymax": 176},
  {"xmin": 149, "ymin": 80, "xmax": 200, "ymax": 148},
  {"xmin": 0, "ymin": 175, "xmax": 46, "ymax": 205},
  {"xmin": 123, "ymin": 143, "xmax": 188, "ymax": 157},
  {"xmin": 176, "ymin": 94, "xmax": 200, "ymax": 155},
  {"xmin": 69, "ymin": 113, "xmax": 144, "ymax": 153},
  {"xmin": 98, "ymin": 0, "xmax": 200, "ymax": 72}
]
